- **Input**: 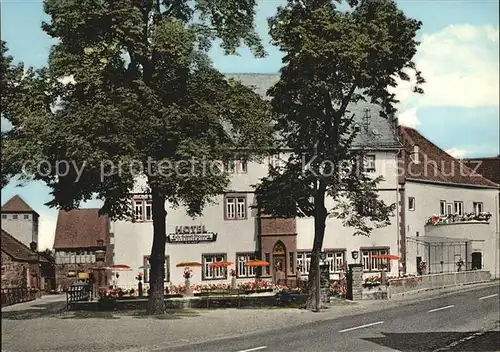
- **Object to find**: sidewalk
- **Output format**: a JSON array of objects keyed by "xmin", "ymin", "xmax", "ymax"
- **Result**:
[
  {"xmin": 1, "ymin": 293, "xmax": 67, "ymax": 317},
  {"xmin": 2, "ymin": 282, "xmax": 498, "ymax": 352}
]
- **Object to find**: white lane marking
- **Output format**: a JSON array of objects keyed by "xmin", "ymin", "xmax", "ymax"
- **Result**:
[
  {"xmin": 338, "ymin": 321, "xmax": 384, "ymax": 333},
  {"xmin": 237, "ymin": 346, "xmax": 267, "ymax": 352},
  {"xmin": 479, "ymin": 293, "xmax": 498, "ymax": 300},
  {"xmin": 428, "ymin": 305, "xmax": 454, "ymax": 313}
]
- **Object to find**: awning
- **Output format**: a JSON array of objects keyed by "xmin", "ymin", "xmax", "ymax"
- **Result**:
[{"xmin": 407, "ymin": 236, "xmax": 484, "ymax": 244}]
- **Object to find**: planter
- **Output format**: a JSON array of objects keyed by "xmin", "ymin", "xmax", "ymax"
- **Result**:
[{"xmin": 244, "ymin": 289, "xmax": 273, "ymax": 294}]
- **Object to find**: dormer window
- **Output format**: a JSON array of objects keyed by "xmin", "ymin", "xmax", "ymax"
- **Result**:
[
  {"xmin": 97, "ymin": 239, "xmax": 104, "ymax": 247},
  {"xmin": 412, "ymin": 145, "xmax": 420, "ymax": 164},
  {"xmin": 363, "ymin": 155, "xmax": 376, "ymax": 173}
]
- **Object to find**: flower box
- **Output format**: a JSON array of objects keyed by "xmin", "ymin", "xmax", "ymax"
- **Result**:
[{"xmin": 244, "ymin": 288, "xmax": 273, "ymax": 294}]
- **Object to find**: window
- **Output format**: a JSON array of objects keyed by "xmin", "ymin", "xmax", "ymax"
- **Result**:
[
  {"xmin": 134, "ymin": 199, "xmax": 144, "ymax": 221},
  {"xmin": 361, "ymin": 248, "xmax": 390, "ymax": 272},
  {"xmin": 408, "ymin": 197, "xmax": 415, "ymax": 211},
  {"xmin": 144, "ymin": 200, "xmax": 153, "ymax": 221},
  {"xmin": 12, "ymin": 215, "xmax": 18, "ymax": 219},
  {"xmin": 363, "ymin": 155, "xmax": 376, "ymax": 173},
  {"xmin": 225, "ymin": 195, "xmax": 246, "ymax": 220},
  {"xmin": 1, "ymin": 215, "xmax": 6, "ymax": 219},
  {"xmin": 473, "ymin": 202, "xmax": 484, "ymax": 215},
  {"xmin": 202, "ymin": 254, "xmax": 227, "ymax": 280},
  {"xmin": 446, "ymin": 203, "xmax": 453, "ymax": 215},
  {"xmin": 325, "ymin": 252, "xmax": 345, "ymax": 273},
  {"xmin": 237, "ymin": 160, "xmax": 247, "ymax": 174},
  {"xmin": 132, "ymin": 198, "xmax": 153, "ymax": 222},
  {"xmin": 143, "ymin": 256, "xmax": 170, "ymax": 283},
  {"xmin": 264, "ymin": 253, "xmax": 270, "ymax": 275},
  {"xmin": 440, "ymin": 200, "xmax": 446, "ymax": 216},
  {"xmin": 454, "ymin": 201, "xmax": 463, "ymax": 216},
  {"xmin": 297, "ymin": 251, "xmax": 344, "ymax": 275},
  {"xmin": 224, "ymin": 160, "xmax": 236, "ymax": 173},
  {"xmin": 24, "ymin": 214, "xmax": 29, "ymax": 219},
  {"xmin": 268, "ymin": 154, "xmax": 281, "ymax": 169},
  {"xmin": 289, "ymin": 252, "xmax": 295, "ymax": 273},
  {"xmin": 236, "ymin": 253, "xmax": 256, "ymax": 278},
  {"xmin": 97, "ymin": 239, "xmax": 104, "ymax": 247}
]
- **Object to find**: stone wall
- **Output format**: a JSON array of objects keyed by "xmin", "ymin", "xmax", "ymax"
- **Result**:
[
  {"xmin": 55, "ymin": 262, "xmax": 109, "ymax": 291},
  {"xmin": 319, "ymin": 263, "xmax": 330, "ymax": 304},
  {"xmin": 347, "ymin": 264, "xmax": 363, "ymax": 300},
  {"xmin": 1, "ymin": 251, "xmax": 40, "ymax": 289}
]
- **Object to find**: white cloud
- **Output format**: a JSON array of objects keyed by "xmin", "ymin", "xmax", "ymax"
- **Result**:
[
  {"xmin": 445, "ymin": 148, "xmax": 470, "ymax": 159},
  {"xmin": 391, "ymin": 24, "xmax": 499, "ymax": 110},
  {"xmin": 38, "ymin": 213, "xmax": 57, "ymax": 251},
  {"xmin": 397, "ymin": 108, "xmax": 420, "ymax": 128}
]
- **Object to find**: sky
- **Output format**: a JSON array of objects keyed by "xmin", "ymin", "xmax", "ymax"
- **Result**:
[{"xmin": 1, "ymin": 0, "xmax": 499, "ymax": 250}]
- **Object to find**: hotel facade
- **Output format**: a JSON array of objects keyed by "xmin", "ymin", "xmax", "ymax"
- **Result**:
[
  {"xmin": 53, "ymin": 74, "xmax": 499, "ymax": 289},
  {"xmin": 112, "ymin": 74, "xmax": 405, "ymax": 288}
]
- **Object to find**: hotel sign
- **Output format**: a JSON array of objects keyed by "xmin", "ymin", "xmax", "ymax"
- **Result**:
[{"xmin": 166, "ymin": 225, "xmax": 217, "ymax": 244}]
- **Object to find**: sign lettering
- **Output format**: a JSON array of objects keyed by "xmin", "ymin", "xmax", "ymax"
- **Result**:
[{"xmin": 167, "ymin": 225, "xmax": 217, "ymax": 244}]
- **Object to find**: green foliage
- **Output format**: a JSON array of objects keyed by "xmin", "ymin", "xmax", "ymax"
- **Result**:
[
  {"xmin": 255, "ymin": 0, "xmax": 423, "ymax": 236},
  {"xmin": 2, "ymin": 1, "xmax": 273, "ymax": 313},
  {"xmin": 2, "ymin": 0, "xmax": 272, "ymax": 218}
]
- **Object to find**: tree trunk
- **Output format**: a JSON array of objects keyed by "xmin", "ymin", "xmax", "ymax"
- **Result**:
[
  {"xmin": 147, "ymin": 186, "xmax": 167, "ymax": 314},
  {"xmin": 306, "ymin": 181, "xmax": 328, "ymax": 311}
]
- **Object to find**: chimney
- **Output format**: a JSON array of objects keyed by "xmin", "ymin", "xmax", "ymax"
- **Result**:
[
  {"xmin": 29, "ymin": 241, "xmax": 38, "ymax": 252},
  {"xmin": 413, "ymin": 145, "xmax": 420, "ymax": 164}
]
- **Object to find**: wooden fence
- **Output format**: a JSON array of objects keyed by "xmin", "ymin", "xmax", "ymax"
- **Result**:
[{"xmin": 1, "ymin": 287, "xmax": 37, "ymax": 307}]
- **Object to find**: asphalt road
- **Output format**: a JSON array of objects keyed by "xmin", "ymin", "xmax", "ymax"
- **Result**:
[{"xmin": 164, "ymin": 285, "xmax": 500, "ymax": 352}]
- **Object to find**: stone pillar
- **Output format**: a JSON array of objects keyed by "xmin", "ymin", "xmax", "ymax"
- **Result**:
[
  {"xmin": 184, "ymin": 278, "xmax": 193, "ymax": 296},
  {"xmin": 348, "ymin": 264, "xmax": 363, "ymax": 301},
  {"xmin": 319, "ymin": 263, "xmax": 330, "ymax": 304}
]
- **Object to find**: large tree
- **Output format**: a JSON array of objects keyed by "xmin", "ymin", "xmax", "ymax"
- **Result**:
[
  {"xmin": 1, "ymin": 0, "xmax": 273, "ymax": 313},
  {"xmin": 254, "ymin": 0, "xmax": 424, "ymax": 310}
]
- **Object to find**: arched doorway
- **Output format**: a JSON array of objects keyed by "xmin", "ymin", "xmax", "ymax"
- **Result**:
[{"xmin": 272, "ymin": 241, "xmax": 286, "ymax": 285}]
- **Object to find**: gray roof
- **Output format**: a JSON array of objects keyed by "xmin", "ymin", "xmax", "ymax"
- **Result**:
[{"xmin": 225, "ymin": 73, "xmax": 402, "ymax": 150}]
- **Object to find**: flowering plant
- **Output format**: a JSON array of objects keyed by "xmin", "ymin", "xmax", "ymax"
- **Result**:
[
  {"xmin": 363, "ymin": 275, "xmax": 381, "ymax": 288},
  {"xmin": 135, "ymin": 272, "xmax": 143, "ymax": 281},
  {"xmin": 330, "ymin": 280, "xmax": 347, "ymax": 297},
  {"xmin": 183, "ymin": 268, "xmax": 193, "ymax": 279},
  {"xmin": 426, "ymin": 212, "xmax": 492, "ymax": 226},
  {"xmin": 456, "ymin": 259, "xmax": 464, "ymax": 267},
  {"xmin": 229, "ymin": 269, "xmax": 237, "ymax": 277}
]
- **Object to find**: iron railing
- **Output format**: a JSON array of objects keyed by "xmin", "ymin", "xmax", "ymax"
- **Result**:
[{"xmin": 1, "ymin": 287, "xmax": 37, "ymax": 307}]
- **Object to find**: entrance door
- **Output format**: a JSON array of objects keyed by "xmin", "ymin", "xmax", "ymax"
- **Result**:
[
  {"xmin": 471, "ymin": 252, "xmax": 482, "ymax": 270},
  {"xmin": 416, "ymin": 256, "xmax": 422, "ymax": 275},
  {"xmin": 273, "ymin": 255, "xmax": 286, "ymax": 285}
]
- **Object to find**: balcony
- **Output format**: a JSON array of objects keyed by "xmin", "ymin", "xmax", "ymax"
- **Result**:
[{"xmin": 425, "ymin": 212, "xmax": 492, "ymax": 226}]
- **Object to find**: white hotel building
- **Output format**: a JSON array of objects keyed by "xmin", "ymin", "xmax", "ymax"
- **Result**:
[{"xmin": 111, "ymin": 74, "xmax": 406, "ymax": 288}]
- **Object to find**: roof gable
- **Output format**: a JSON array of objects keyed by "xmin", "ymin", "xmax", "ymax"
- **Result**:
[
  {"xmin": 398, "ymin": 126, "xmax": 499, "ymax": 189},
  {"xmin": 53, "ymin": 209, "xmax": 110, "ymax": 249},
  {"xmin": 1, "ymin": 195, "xmax": 39, "ymax": 215},
  {"xmin": 1, "ymin": 229, "xmax": 46, "ymax": 262}
]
